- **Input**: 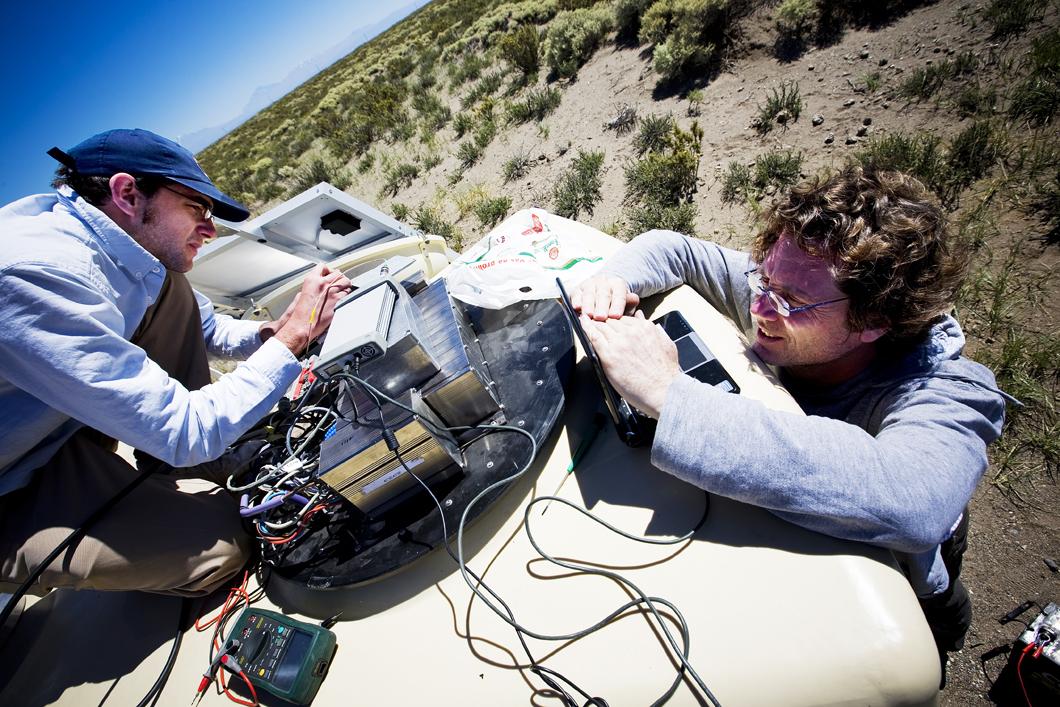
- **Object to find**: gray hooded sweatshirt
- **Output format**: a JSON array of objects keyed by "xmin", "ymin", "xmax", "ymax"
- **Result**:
[{"xmin": 600, "ymin": 230, "xmax": 1007, "ymax": 597}]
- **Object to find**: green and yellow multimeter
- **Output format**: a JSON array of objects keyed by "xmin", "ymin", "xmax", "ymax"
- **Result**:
[{"xmin": 230, "ymin": 608, "xmax": 337, "ymax": 705}]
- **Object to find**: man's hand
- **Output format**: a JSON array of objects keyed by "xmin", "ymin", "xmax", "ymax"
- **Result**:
[
  {"xmin": 269, "ymin": 265, "xmax": 352, "ymax": 356},
  {"xmin": 571, "ymin": 274, "xmax": 639, "ymax": 321},
  {"xmin": 582, "ymin": 311, "xmax": 681, "ymax": 419}
]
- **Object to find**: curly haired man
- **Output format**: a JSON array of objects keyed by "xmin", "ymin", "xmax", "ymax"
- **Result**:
[{"xmin": 572, "ymin": 166, "xmax": 1010, "ymax": 682}]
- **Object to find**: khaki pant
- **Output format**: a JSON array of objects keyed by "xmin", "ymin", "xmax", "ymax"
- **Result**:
[{"xmin": 0, "ymin": 273, "xmax": 251, "ymax": 596}]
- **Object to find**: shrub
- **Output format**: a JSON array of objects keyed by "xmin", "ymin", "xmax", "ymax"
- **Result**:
[
  {"xmin": 357, "ymin": 152, "xmax": 375, "ymax": 175},
  {"xmin": 944, "ymin": 121, "xmax": 1006, "ymax": 198},
  {"xmin": 614, "ymin": 0, "xmax": 656, "ymax": 43},
  {"xmin": 553, "ymin": 150, "xmax": 606, "ymax": 219},
  {"xmin": 392, "ymin": 202, "xmax": 411, "ymax": 222},
  {"xmin": 854, "ymin": 123, "xmax": 1002, "ymax": 207},
  {"xmin": 1009, "ymin": 30, "xmax": 1060, "ymax": 127},
  {"xmin": 901, "ymin": 52, "xmax": 979, "ymax": 102},
  {"xmin": 852, "ymin": 132, "xmax": 946, "ymax": 201},
  {"xmin": 624, "ymin": 121, "xmax": 702, "ymax": 230},
  {"xmin": 1034, "ymin": 170, "xmax": 1060, "ymax": 243},
  {"xmin": 412, "ymin": 91, "xmax": 451, "ymax": 130},
  {"xmin": 380, "ymin": 162, "xmax": 420, "ymax": 198},
  {"xmin": 640, "ymin": 0, "xmax": 732, "ymax": 82},
  {"xmin": 314, "ymin": 79, "xmax": 409, "ymax": 160},
  {"xmin": 543, "ymin": 6, "xmax": 615, "ymax": 79},
  {"xmin": 753, "ymin": 80, "xmax": 802, "ymax": 134},
  {"xmin": 457, "ymin": 141, "xmax": 485, "ymax": 170},
  {"xmin": 498, "ymin": 24, "xmax": 541, "ymax": 77},
  {"xmin": 475, "ymin": 196, "xmax": 513, "ymax": 229},
  {"xmin": 453, "ymin": 112, "xmax": 474, "ymax": 137},
  {"xmin": 625, "ymin": 202, "xmax": 698, "ymax": 236},
  {"xmin": 412, "ymin": 205, "xmax": 462, "ymax": 251},
  {"xmin": 462, "ymin": 71, "xmax": 505, "ymax": 109},
  {"xmin": 633, "ymin": 113, "xmax": 677, "ymax": 155},
  {"xmin": 506, "ymin": 87, "xmax": 563, "ymax": 123},
  {"xmin": 473, "ymin": 116, "xmax": 498, "ymax": 150},
  {"xmin": 982, "ymin": 0, "xmax": 1049, "ymax": 38},
  {"xmin": 624, "ymin": 150, "xmax": 699, "ymax": 205},
  {"xmin": 754, "ymin": 149, "xmax": 802, "ymax": 191},
  {"xmin": 686, "ymin": 89, "xmax": 704, "ymax": 116},
  {"xmin": 502, "ymin": 152, "xmax": 534, "ymax": 183},
  {"xmin": 455, "ymin": 184, "xmax": 491, "ymax": 220},
  {"xmin": 286, "ymin": 156, "xmax": 351, "ymax": 198},
  {"xmin": 901, "ymin": 64, "xmax": 950, "ymax": 101},
  {"xmin": 719, "ymin": 150, "xmax": 802, "ymax": 205},
  {"xmin": 604, "ymin": 104, "xmax": 639, "ymax": 134},
  {"xmin": 449, "ymin": 52, "xmax": 488, "ymax": 87},
  {"xmin": 720, "ymin": 161, "xmax": 753, "ymax": 203},
  {"xmin": 423, "ymin": 153, "xmax": 443, "ymax": 171},
  {"xmin": 861, "ymin": 71, "xmax": 882, "ymax": 94},
  {"xmin": 775, "ymin": 0, "xmax": 819, "ymax": 40},
  {"xmin": 955, "ymin": 85, "xmax": 998, "ymax": 119}
]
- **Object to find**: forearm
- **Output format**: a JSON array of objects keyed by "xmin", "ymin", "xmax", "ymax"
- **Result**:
[
  {"xmin": 600, "ymin": 230, "xmax": 754, "ymax": 332},
  {"xmin": 652, "ymin": 375, "xmax": 987, "ymax": 552}
]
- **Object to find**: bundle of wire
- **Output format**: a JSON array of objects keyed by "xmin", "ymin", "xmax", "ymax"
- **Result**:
[
  {"xmin": 226, "ymin": 375, "xmax": 345, "ymax": 552},
  {"xmin": 193, "ymin": 570, "xmax": 263, "ymax": 706}
]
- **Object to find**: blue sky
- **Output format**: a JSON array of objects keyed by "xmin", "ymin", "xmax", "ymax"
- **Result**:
[{"xmin": 0, "ymin": 1, "xmax": 420, "ymax": 204}]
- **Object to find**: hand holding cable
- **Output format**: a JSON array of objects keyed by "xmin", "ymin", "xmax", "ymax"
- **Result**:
[{"xmin": 270, "ymin": 265, "xmax": 352, "ymax": 356}]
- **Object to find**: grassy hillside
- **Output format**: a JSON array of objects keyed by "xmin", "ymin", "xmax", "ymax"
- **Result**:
[{"xmin": 199, "ymin": 2, "xmax": 1059, "ymax": 702}]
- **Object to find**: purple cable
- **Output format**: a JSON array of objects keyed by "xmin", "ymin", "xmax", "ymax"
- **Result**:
[{"xmin": 239, "ymin": 492, "xmax": 311, "ymax": 518}]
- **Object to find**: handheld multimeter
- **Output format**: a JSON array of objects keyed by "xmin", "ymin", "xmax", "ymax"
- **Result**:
[{"xmin": 230, "ymin": 608, "xmax": 337, "ymax": 705}]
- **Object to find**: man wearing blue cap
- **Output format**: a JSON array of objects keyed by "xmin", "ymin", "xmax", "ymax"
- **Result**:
[{"xmin": 0, "ymin": 129, "xmax": 352, "ymax": 596}]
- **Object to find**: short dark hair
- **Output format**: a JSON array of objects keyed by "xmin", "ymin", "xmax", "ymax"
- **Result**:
[
  {"xmin": 752, "ymin": 166, "xmax": 968, "ymax": 346},
  {"xmin": 51, "ymin": 164, "xmax": 166, "ymax": 209}
]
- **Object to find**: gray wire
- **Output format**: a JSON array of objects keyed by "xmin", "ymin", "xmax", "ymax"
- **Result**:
[{"xmin": 348, "ymin": 374, "xmax": 720, "ymax": 707}]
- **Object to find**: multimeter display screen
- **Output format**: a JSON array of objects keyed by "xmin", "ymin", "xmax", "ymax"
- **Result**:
[{"xmin": 274, "ymin": 629, "xmax": 313, "ymax": 691}]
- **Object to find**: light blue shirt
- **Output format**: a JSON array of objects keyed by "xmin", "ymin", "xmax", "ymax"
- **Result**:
[{"xmin": 0, "ymin": 187, "xmax": 301, "ymax": 495}]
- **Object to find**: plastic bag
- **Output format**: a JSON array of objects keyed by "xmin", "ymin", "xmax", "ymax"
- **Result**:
[{"xmin": 446, "ymin": 209, "xmax": 606, "ymax": 309}]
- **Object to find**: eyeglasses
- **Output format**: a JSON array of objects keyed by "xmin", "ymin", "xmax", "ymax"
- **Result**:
[
  {"xmin": 160, "ymin": 184, "xmax": 213, "ymax": 222},
  {"xmin": 744, "ymin": 268, "xmax": 848, "ymax": 317}
]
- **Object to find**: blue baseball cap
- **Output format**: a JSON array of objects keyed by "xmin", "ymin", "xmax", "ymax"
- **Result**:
[{"xmin": 48, "ymin": 128, "xmax": 250, "ymax": 222}]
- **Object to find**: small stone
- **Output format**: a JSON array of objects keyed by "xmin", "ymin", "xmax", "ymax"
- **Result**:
[
  {"xmin": 824, "ymin": 133, "xmax": 835, "ymax": 144},
  {"xmin": 538, "ymin": 154, "xmax": 547, "ymax": 161},
  {"xmin": 843, "ymin": 98, "xmax": 856, "ymax": 107},
  {"xmin": 737, "ymin": 86, "xmax": 744, "ymax": 93},
  {"xmin": 1046, "ymin": 557, "xmax": 1059, "ymax": 573},
  {"xmin": 882, "ymin": 102, "xmax": 889, "ymax": 109},
  {"xmin": 860, "ymin": 50, "xmax": 870, "ymax": 59},
  {"xmin": 775, "ymin": 108, "xmax": 792, "ymax": 124},
  {"xmin": 808, "ymin": 64, "xmax": 815, "ymax": 71},
  {"xmin": 879, "ymin": 58, "xmax": 889, "ymax": 67},
  {"xmin": 812, "ymin": 114, "xmax": 825, "ymax": 126},
  {"xmin": 856, "ymin": 125, "xmax": 869, "ymax": 137},
  {"xmin": 845, "ymin": 134, "xmax": 859, "ymax": 145},
  {"xmin": 933, "ymin": 46, "xmax": 941, "ymax": 54},
  {"xmin": 863, "ymin": 117, "xmax": 873, "ymax": 126}
]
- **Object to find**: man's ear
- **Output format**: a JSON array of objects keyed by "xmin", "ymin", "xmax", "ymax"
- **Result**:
[
  {"xmin": 107, "ymin": 173, "xmax": 142, "ymax": 219},
  {"xmin": 859, "ymin": 326, "xmax": 888, "ymax": 344}
]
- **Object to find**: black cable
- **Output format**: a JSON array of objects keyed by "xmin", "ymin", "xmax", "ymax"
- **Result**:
[
  {"xmin": 137, "ymin": 596, "xmax": 195, "ymax": 707},
  {"xmin": 0, "ymin": 464, "xmax": 160, "ymax": 630}
]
